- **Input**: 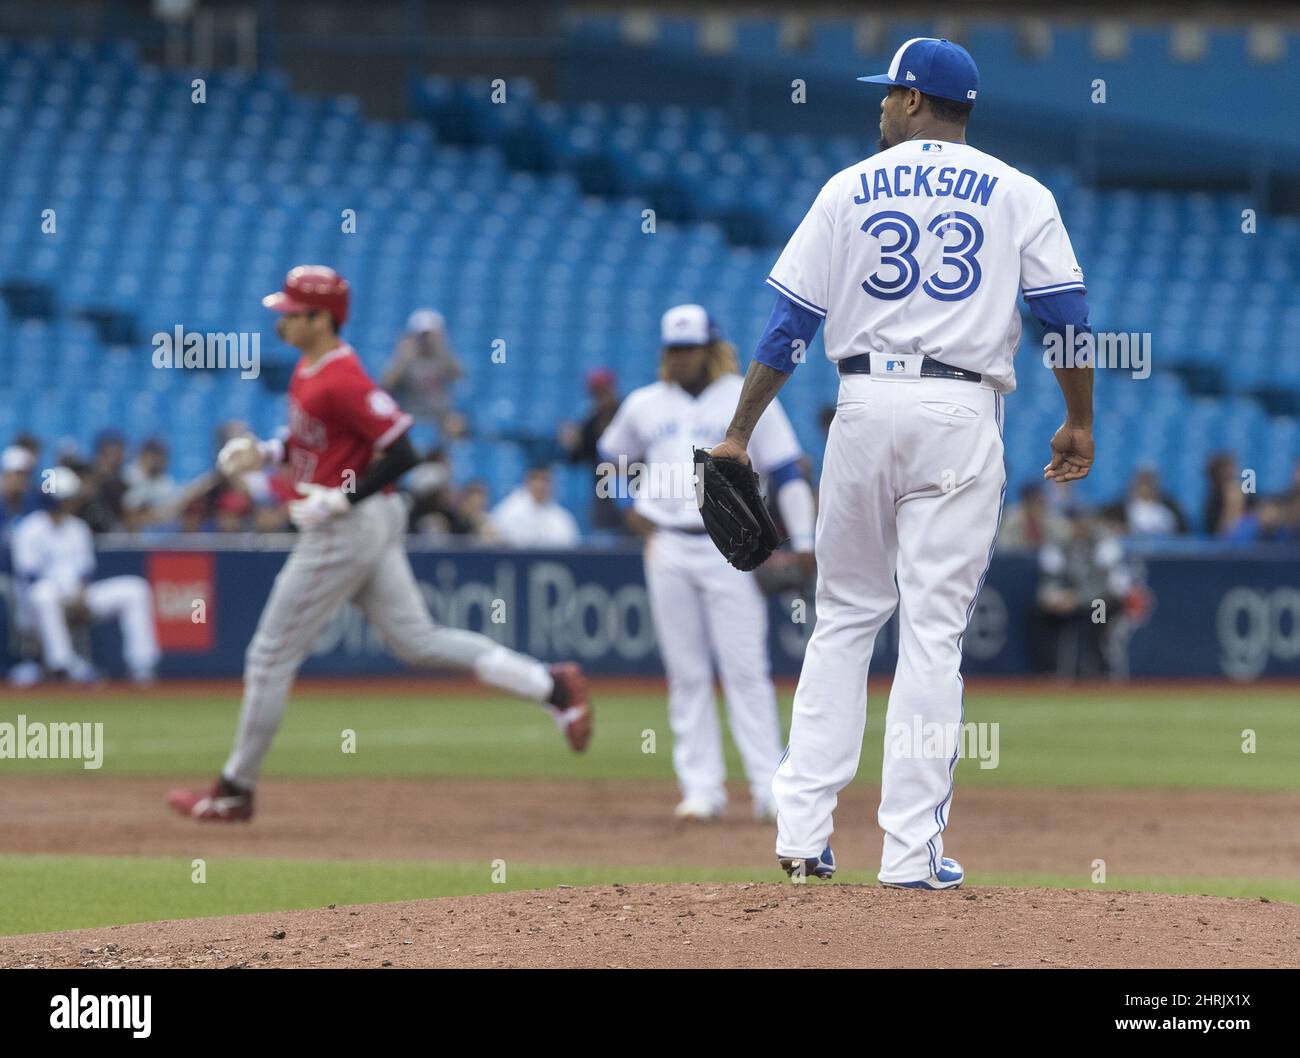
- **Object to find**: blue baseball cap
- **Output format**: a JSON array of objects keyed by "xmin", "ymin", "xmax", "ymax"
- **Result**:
[{"xmin": 858, "ymin": 37, "xmax": 979, "ymax": 105}]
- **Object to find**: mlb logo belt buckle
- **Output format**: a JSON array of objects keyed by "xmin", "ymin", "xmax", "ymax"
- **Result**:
[{"xmin": 838, "ymin": 353, "xmax": 982, "ymax": 384}]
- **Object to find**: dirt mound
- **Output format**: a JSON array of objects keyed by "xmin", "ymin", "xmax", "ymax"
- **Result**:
[{"xmin": 3, "ymin": 884, "xmax": 1296, "ymax": 969}]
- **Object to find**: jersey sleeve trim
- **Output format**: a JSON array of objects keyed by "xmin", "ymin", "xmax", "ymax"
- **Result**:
[
  {"xmin": 1023, "ymin": 281, "xmax": 1086, "ymax": 299},
  {"xmin": 374, "ymin": 412, "xmax": 414, "ymax": 450},
  {"xmin": 765, "ymin": 276, "xmax": 827, "ymax": 318}
]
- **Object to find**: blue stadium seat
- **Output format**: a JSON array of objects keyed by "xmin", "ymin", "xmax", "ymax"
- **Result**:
[{"xmin": 1, "ymin": 39, "xmax": 1297, "ymax": 516}]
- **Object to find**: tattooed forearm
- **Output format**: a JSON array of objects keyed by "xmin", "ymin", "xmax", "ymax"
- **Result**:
[{"xmin": 726, "ymin": 361, "xmax": 791, "ymax": 445}]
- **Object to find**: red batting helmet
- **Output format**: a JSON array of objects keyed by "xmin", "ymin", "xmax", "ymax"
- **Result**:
[{"xmin": 262, "ymin": 265, "xmax": 350, "ymax": 326}]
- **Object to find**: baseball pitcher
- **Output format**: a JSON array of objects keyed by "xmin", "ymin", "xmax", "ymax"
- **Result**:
[
  {"xmin": 168, "ymin": 266, "xmax": 593, "ymax": 822},
  {"xmin": 708, "ymin": 39, "xmax": 1093, "ymax": 887}
]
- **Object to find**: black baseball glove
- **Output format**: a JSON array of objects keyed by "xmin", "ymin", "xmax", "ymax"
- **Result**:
[{"xmin": 694, "ymin": 447, "xmax": 785, "ymax": 571}]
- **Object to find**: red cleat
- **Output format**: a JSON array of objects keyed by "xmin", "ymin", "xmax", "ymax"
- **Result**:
[
  {"xmin": 165, "ymin": 778, "xmax": 255, "ymax": 822},
  {"xmin": 548, "ymin": 662, "xmax": 593, "ymax": 753}
]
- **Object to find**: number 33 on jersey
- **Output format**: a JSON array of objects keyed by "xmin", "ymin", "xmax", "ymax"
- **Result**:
[{"xmin": 766, "ymin": 140, "xmax": 1084, "ymax": 393}]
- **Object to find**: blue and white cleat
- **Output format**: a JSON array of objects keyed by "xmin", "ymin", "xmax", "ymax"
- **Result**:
[
  {"xmin": 779, "ymin": 845, "xmax": 835, "ymax": 881},
  {"xmin": 880, "ymin": 857, "xmax": 964, "ymax": 890}
]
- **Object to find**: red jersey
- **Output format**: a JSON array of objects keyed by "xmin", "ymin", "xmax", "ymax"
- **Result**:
[{"xmin": 285, "ymin": 343, "xmax": 412, "ymax": 488}]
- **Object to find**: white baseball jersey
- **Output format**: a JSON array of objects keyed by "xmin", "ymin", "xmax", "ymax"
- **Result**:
[
  {"xmin": 767, "ymin": 139, "xmax": 1084, "ymax": 392},
  {"xmin": 598, "ymin": 374, "xmax": 802, "ymax": 531},
  {"xmin": 11, "ymin": 511, "xmax": 95, "ymax": 599}
]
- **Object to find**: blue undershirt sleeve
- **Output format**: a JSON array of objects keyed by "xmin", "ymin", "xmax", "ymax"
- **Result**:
[
  {"xmin": 754, "ymin": 292, "xmax": 823, "ymax": 374},
  {"xmin": 1026, "ymin": 289, "xmax": 1090, "ymax": 340}
]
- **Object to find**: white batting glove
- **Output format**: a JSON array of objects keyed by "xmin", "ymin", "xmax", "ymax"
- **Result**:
[
  {"xmin": 217, "ymin": 436, "xmax": 264, "ymax": 478},
  {"xmin": 288, "ymin": 483, "xmax": 351, "ymax": 530}
]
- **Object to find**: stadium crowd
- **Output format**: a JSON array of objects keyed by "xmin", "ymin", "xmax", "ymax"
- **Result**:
[
  {"xmin": 3, "ymin": 314, "xmax": 1298, "ymax": 553},
  {"xmin": 2, "ymin": 303, "xmax": 1297, "ymax": 688}
]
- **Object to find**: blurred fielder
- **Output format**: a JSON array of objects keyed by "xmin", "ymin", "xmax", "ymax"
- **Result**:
[
  {"xmin": 598, "ymin": 305, "xmax": 815, "ymax": 822},
  {"xmin": 10, "ymin": 466, "xmax": 159, "ymax": 685},
  {"xmin": 167, "ymin": 265, "xmax": 593, "ymax": 822},
  {"xmin": 709, "ymin": 39, "xmax": 1093, "ymax": 887}
]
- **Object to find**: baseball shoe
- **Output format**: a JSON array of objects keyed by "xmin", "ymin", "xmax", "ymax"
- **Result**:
[
  {"xmin": 129, "ymin": 667, "xmax": 157, "ymax": 688},
  {"xmin": 779, "ymin": 844, "xmax": 835, "ymax": 880},
  {"xmin": 7, "ymin": 661, "xmax": 41, "ymax": 687},
  {"xmin": 673, "ymin": 797, "xmax": 723, "ymax": 822},
  {"xmin": 165, "ymin": 777, "xmax": 255, "ymax": 823},
  {"xmin": 547, "ymin": 662, "xmax": 593, "ymax": 753},
  {"xmin": 49, "ymin": 658, "xmax": 101, "ymax": 686},
  {"xmin": 880, "ymin": 857, "xmax": 964, "ymax": 890}
]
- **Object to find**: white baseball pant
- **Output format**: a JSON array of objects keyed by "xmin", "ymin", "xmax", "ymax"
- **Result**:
[
  {"xmin": 644, "ymin": 528, "xmax": 784, "ymax": 812},
  {"xmin": 773, "ymin": 372, "xmax": 1005, "ymax": 883},
  {"xmin": 222, "ymin": 492, "xmax": 555, "ymax": 788},
  {"xmin": 27, "ymin": 575, "xmax": 160, "ymax": 679}
]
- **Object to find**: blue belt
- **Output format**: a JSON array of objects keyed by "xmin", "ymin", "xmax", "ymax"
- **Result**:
[{"xmin": 838, "ymin": 353, "xmax": 982, "ymax": 384}]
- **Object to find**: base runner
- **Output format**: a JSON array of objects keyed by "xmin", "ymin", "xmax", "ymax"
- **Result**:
[{"xmin": 167, "ymin": 266, "xmax": 592, "ymax": 822}]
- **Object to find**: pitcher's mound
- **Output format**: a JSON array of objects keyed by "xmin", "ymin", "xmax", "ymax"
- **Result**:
[{"xmin": 3, "ymin": 884, "xmax": 1297, "ymax": 969}]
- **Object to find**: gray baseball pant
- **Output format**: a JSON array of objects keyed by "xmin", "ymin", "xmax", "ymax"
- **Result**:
[{"xmin": 222, "ymin": 492, "xmax": 553, "ymax": 787}]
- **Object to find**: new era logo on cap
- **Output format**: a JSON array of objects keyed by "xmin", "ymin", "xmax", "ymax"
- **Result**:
[{"xmin": 857, "ymin": 37, "xmax": 980, "ymax": 105}]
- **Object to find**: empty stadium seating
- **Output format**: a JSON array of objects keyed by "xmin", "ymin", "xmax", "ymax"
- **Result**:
[{"xmin": 1, "ymin": 35, "xmax": 1296, "ymax": 531}]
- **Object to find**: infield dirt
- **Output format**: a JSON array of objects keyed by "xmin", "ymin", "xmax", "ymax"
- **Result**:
[
  {"xmin": 2, "ymin": 774, "xmax": 1299, "ymax": 967},
  {"xmin": 3, "ymin": 775, "xmax": 1297, "ymax": 876}
]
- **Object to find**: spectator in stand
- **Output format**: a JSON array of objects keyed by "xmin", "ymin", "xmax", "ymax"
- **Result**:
[
  {"xmin": 54, "ymin": 438, "xmax": 91, "ymax": 477},
  {"xmin": 559, "ymin": 368, "xmax": 624, "ymax": 533},
  {"xmin": 208, "ymin": 421, "xmax": 251, "ymax": 530},
  {"xmin": 382, "ymin": 309, "xmax": 466, "ymax": 440},
  {"xmin": 114, "ymin": 435, "xmax": 218, "ymax": 533},
  {"xmin": 1286, "ymin": 489, "xmax": 1300, "ymax": 539},
  {"xmin": 177, "ymin": 492, "xmax": 212, "ymax": 532},
  {"xmin": 1204, "ymin": 452, "xmax": 1245, "ymax": 536},
  {"xmin": 11, "ymin": 432, "xmax": 41, "ymax": 464},
  {"xmin": 0, "ymin": 444, "xmax": 39, "ymax": 543},
  {"xmin": 998, "ymin": 482, "xmax": 1066, "ymax": 551},
  {"xmin": 1031, "ymin": 504, "xmax": 1134, "ymax": 678},
  {"xmin": 456, "ymin": 480, "xmax": 498, "ymax": 542},
  {"xmin": 1106, "ymin": 466, "xmax": 1188, "ymax": 537},
  {"xmin": 80, "ymin": 429, "xmax": 130, "ymax": 533},
  {"xmin": 1224, "ymin": 495, "xmax": 1298, "ymax": 544},
  {"xmin": 211, "ymin": 489, "xmax": 252, "ymax": 532},
  {"xmin": 406, "ymin": 450, "xmax": 471, "ymax": 537},
  {"xmin": 489, "ymin": 466, "xmax": 580, "ymax": 548},
  {"xmin": 123, "ymin": 438, "xmax": 181, "ymax": 529}
]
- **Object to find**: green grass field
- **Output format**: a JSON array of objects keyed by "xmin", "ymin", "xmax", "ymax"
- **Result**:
[
  {"xmin": 1, "ymin": 684, "xmax": 1296, "ymax": 936},
  {"xmin": 3, "ymin": 685, "xmax": 1295, "ymax": 788}
]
